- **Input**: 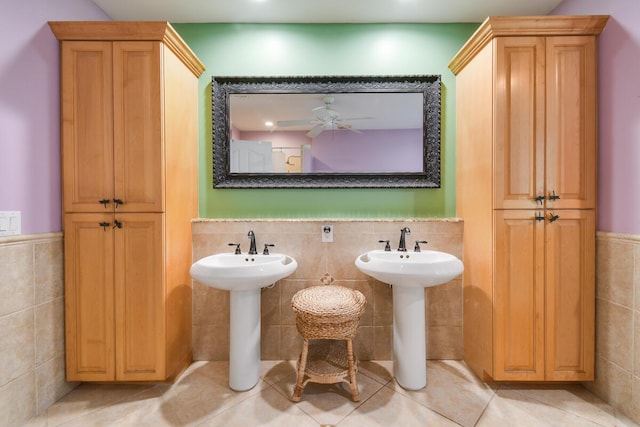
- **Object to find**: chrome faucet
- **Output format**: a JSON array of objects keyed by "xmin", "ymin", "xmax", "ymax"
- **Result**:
[
  {"xmin": 398, "ymin": 227, "xmax": 411, "ymax": 252},
  {"xmin": 247, "ymin": 230, "xmax": 258, "ymax": 255}
]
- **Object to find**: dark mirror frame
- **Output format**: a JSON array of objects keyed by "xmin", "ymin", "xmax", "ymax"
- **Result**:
[{"xmin": 212, "ymin": 75, "xmax": 441, "ymax": 188}]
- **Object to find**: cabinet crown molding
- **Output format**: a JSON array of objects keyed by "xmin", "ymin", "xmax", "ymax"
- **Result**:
[
  {"xmin": 48, "ymin": 21, "xmax": 205, "ymax": 77},
  {"xmin": 449, "ymin": 15, "xmax": 610, "ymax": 75}
]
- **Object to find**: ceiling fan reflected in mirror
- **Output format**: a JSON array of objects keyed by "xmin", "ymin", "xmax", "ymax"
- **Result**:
[{"xmin": 276, "ymin": 95, "xmax": 373, "ymax": 138}]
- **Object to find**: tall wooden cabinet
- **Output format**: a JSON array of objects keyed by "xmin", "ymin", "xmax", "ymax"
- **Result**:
[
  {"xmin": 49, "ymin": 22, "xmax": 205, "ymax": 382},
  {"xmin": 449, "ymin": 16, "xmax": 608, "ymax": 381}
]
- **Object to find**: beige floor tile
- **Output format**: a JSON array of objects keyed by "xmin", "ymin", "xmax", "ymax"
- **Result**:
[
  {"xmin": 271, "ymin": 371, "xmax": 385, "ymax": 425},
  {"xmin": 198, "ymin": 387, "xmax": 317, "ymax": 426},
  {"xmin": 387, "ymin": 360, "xmax": 495, "ymax": 427},
  {"xmin": 158, "ymin": 364, "xmax": 266, "ymax": 426},
  {"xmin": 30, "ymin": 360, "xmax": 639, "ymax": 427},
  {"xmin": 477, "ymin": 388, "xmax": 606, "ymax": 427},
  {"xmin": 358, "ymin": 360, "xmax": 394, "ymax": 385},
  {"xmin": 43, "ymin": 383, "xmax": 155, "ymax": 426},
  {"xmin": 339, "ymin": 386, "xmax": 459, "ymax": 427},
  {"xmin": 50, "ymin": 386, "xmax": 179, "ymax": 427},
  {"xmin": 22, "ymin": 415, "xmax": 48, "ymax": 427},
  {"xmin": 182, "ymin": 361, "xmax": 234, "ymax": 386},
  {"xmin": 498, "ymin": 384, "xmax": 621, "ymax": 427},
  {"xmin": 260, "ymin": 360, "xmax": 298, "ymax": 386}
]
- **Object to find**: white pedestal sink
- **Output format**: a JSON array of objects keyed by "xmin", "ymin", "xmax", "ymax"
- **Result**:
[
  {"xmin": 355, "ymin": 249, "xmax": 463, "ymax": 390},
  {"xmin": 190, "ymin": 252, "xmax": 297, "ymax": 391}
]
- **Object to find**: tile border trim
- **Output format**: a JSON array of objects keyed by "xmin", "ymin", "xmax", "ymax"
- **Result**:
[
  {"xmin": 0, "ymin": 232, "xmax": 63, "ymax": 247},
  {"xmin": 597, "ymin": 231, "xmax": 640, "ymax": 245}
]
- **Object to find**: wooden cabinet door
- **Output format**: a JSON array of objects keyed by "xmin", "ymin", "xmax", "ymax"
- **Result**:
[
  {"xmin": 545, "ymin": 37, "xmax": 598, "ymax": 210},
  {"xmin": 545, "ymin": 209, "xmax": 595, "ymax": 380},
  {"xmin": 61, "ymin": 42, "xmax": 114, "ymax": 213},
  {"xmin": 64, "ymin": 214, "xmax": 115, "ymax": 381},
  {"xmin": 114, "ymin": 213, "xmax": 165, "ymax": 380},
  {"xmin": 493, "ymin": 37, "xmax": 545, "ymax": 210},
  {"xmin": 493, "ymin": 210, "xmax": 545, "ymax": 380},
  {"xmin": 112, "ymin": 42, "xmax": 164, "ymax": 213}
]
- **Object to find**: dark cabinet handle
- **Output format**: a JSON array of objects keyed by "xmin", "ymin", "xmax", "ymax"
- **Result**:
[
  {"xmin": 113, "ymin": 219, "xmax": 123, "ymax": 229},
  {"xmin": 547, "ymin": 213, "xmax": 560, "ymax": 223},
  {"xmin": 99, "ymin": 221, "xmax": 110, "ymax": 231},
  {"xmin": 548, "ymin": 191, "xmax": 560, "ymax": 201},
  {"xmin": 113, "ymin": 198, "xmax": 124, "ymax": 208},
  {"xmin": 99, "ymin": 199, "xmax": 111, "ymax": 208},
  {"xmin": 535, "ymin": 195, "xmax": 545, "ymax": 205},
  {"xmin": 535, "ymin": 212, "xmax": 545, "ymax": 221}
]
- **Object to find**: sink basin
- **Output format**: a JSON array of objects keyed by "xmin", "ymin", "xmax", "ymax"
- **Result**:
[
  {"xmin": 355, "ymin": 249, "xmax": 463, "ymax": 391},
  {"xmin": 190, "ymin": 252, "xmax": 297, "ymax": 391},
  {"xmin": 355, "ymin": 249, "xmax": 463, "ymax": 288},
  {"xmin": 190, "ymin": 253, "xmax": 298, "ymax": 291}
]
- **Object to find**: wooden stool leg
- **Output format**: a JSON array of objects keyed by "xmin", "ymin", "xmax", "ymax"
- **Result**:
[
  {"xmin": 291, "ymin": 339, "xmax": 309, "ymax": 402},
  {"xmin": 346, "ymin": 339, "xmax": 359, "ymax": 401}
]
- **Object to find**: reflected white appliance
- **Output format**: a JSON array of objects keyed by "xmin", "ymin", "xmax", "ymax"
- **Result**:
[{"xmin": 230, "ymin": 140, "xmax": 272, "ymax": 172}]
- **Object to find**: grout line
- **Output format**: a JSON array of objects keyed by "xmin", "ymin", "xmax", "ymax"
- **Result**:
[
  {"xmin": 31, "ymin": 241, "xmax": 39, "ymax": 417},
  {"xmin": 333, "ymin": 379, "xmax": 390, "ymax": 426},
  {"xmin": 472, "ymin": 391, "xmax": 496, "ymax": 426}
]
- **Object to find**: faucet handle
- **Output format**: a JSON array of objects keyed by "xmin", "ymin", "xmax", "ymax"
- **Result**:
[
  {"xmin": 263, "ymin": 243, "xmax": 275, "ymax": 255},
  {"xmin": 228, "ymin": 243, "xmax": 241, "ymax": 254},
  {"xmin": 414, "ymin": 240, "xmax": 428, "ymax": 252},
  {"xmin": 378, "ymin": 240, "xmax": 391, "ymax": 251}
]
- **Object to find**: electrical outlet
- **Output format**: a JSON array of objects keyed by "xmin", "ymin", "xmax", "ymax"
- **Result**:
[
  {"xmin": 0, "ymin": 211, "xmax": 21, "ymax": 237},
  {"xmin": 322, "ymin": 224, "xmax": 333, "ymax": 242}
]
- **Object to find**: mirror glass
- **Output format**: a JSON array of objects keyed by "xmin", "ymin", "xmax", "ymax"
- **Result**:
[{"xmin": 212, "ymin": 75, "xmax": 441, "ymax": 188}]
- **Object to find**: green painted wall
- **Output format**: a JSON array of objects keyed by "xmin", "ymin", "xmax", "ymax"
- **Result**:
[{"xmin": 172, "ymin": 23, "xmax": 478, "ymax": 219}]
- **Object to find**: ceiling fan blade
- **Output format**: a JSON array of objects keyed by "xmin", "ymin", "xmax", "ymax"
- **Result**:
[
  {"xmin": 277, "ymin": 119, "xmax": 315, "ymax": 127},
  {"xmin": 345, "ymin": 127, "xmax": 363, "ymax": 134},
  {"xmin": 337, "ymin": 123, "xmax": 363, "ymax": 134},
  {"xmin": 306, "ymin": 124, "xmax": 324, "ymax": 138}
]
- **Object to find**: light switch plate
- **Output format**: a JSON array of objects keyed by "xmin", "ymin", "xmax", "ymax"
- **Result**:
[{"xmin": 0, "ymin": 211, "xmax": 21, "ymax": 237}]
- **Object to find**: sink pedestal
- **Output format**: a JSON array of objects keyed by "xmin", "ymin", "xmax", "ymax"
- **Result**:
[
  {"xmin": 392, "ymin": 286, "xmax": 427, "ymax": 390},
  {"xmin": 355, "ymin": 248, "xmax": 464, "ymax": 391},
  {"xmin": 190, "ymin": 252, "xmax": 298, "ymax": 391},
  {"xmin": 229, "ymin": 289, "xmax": 261, "ymax": 391}
]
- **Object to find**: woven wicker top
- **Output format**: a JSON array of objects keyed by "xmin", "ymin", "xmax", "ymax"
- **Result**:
[{"xmin": 292, "ymin": 285, "xmax": 366, "ymax": 321}]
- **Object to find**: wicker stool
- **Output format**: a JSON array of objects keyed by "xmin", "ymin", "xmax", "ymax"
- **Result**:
[{"xmin": 291, "ymin": 285, "xmax": 366, "ymax": 402}]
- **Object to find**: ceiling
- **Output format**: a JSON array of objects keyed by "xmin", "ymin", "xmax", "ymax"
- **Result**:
[
  {"xmin": 91, "ymin": 0, "xmax": 564, "ymax": 23},
  {"xmin": 231, "ymin": 92, "xmax": 424, "ymax": 133}
]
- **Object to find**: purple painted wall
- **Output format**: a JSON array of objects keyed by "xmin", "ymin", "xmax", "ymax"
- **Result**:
[
  {"xmin": 239, "ymin": 128, "xmax": 423, "ymax": 172},
  {"xmin": 552, "ymin": 0, "xmax": 640, "ymax": 235},
  {"xmin": 2, "ymin": 0, "xmax": 637, "ymax": 235},
  {"xmin": 312, "ymin": 129, "xmax": 423, "ymax": 172},
  {"xmin": 0, "ymin": 0, "xmax": 109, "ymax": 234},
  {"xmin": 238, "ymin": 130, "xmax": 309, "ymax": 151}
]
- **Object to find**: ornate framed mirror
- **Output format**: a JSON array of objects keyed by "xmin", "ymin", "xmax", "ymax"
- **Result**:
[{"xmin": 212, "ymin": 75, "xmax": 441, "ymax": 188}]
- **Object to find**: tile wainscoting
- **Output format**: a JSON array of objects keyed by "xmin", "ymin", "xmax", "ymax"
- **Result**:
[
  {"xmin": 0, "ymin": 233, "xmax": 77, "ymax": 425},
  {"xmin": 191, "ymin": 219, "xmax": 464, "ymax": 362},
  {"xmin": 6, "ymin": 226, "xmax": 639, "ymax": 425},
  {"xmin": 587, "ymin": 231, "xmax": 640, "ymax": 424}
]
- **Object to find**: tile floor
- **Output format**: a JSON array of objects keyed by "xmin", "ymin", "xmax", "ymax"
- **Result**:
[{"xmin": 25, "ymin": 360, "xmax": 638, "ymax": 426}]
